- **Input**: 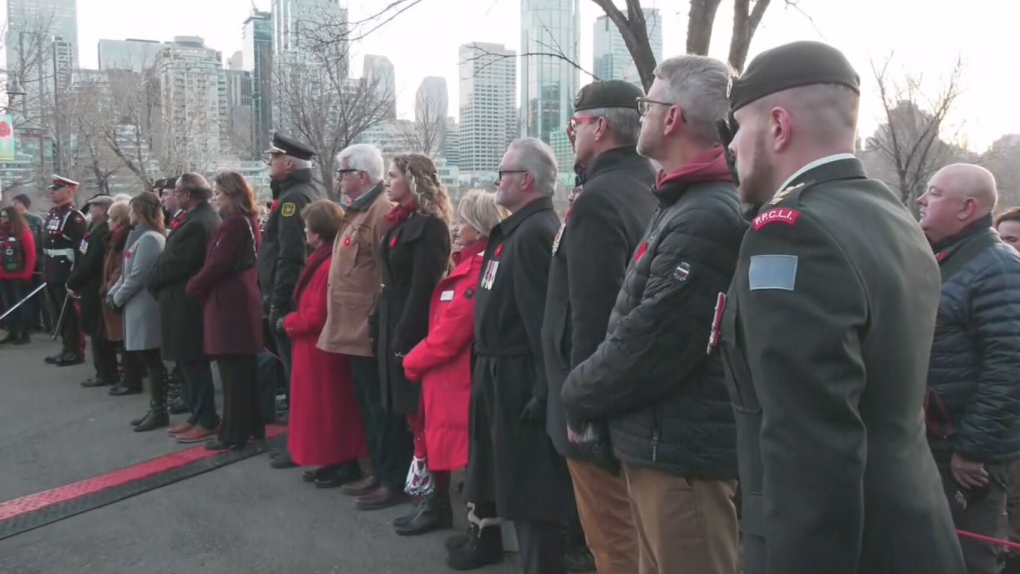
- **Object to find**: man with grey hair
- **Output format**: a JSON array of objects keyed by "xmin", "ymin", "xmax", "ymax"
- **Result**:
[
  {"xmin": 561, "ymin": 54, "xmax": 745, "ymax": 574},
  {"xmin": 464, "ymin": 137, "xmax": 572, "ymax": 573},
  {"xmin": 542, "ymin": 80, "xmax": 656, "ymax": 574},
  {"xmin": 260, "ymin": 132, "xmax": 319, "ymax": 467},
  {"xmin": 316, "ymin": 144, "xmax": 405, "ymax": 503}
]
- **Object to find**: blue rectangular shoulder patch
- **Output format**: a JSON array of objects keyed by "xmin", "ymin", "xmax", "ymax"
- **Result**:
[{"xmin": 749, "ymin": 255, "xmax": 798, "ymax": 291}]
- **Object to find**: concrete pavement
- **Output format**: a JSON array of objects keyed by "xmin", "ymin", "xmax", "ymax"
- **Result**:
[{"xmin": 0, "ymin": 337, "xmax": 519, "ymax": 573}]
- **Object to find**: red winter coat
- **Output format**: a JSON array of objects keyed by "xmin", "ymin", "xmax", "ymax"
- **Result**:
[
  {"xmin": 284, "ymin": 244, "xmax": 367, "ymax": 466},
  {"xmin": 186, "ymin": 213, "xmax": 263, "ymax": 356},
  {"xmin": 403, "ymin": 240, "xmax": 486, "ymax": 471},
  {"xmin": 0, "ymin": 225, "xmax": 36, "ymax": 281}
]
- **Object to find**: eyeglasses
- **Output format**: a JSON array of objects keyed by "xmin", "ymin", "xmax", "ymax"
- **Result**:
[
  {"xmin": 497, "ymin": 169, "xmax": 528, "ymax": 180},
  {"xmin": 636, "ymin": 97, "xmax": 688, "ymax": 123}
]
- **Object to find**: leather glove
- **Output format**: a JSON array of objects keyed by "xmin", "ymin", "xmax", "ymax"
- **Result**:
[
  {"xmin": 268, "ymin": 306, "xmax": 284, "ymax": 333},
  {"xmin": 519, "ymin": 396, "xmax": 546, "ymax": 423},
  {"xmin": 274, "ymin": 317, "xmax": 287, "ymax": 338}
]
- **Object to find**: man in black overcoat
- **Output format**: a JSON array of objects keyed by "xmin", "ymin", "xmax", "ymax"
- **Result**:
[
  {"xmin": 541, "ymin": 80, "xmax": 656, "ymax": 574},
  {"xmin": 465, "ymin": 137, "xmax": 573, "ymax": 574},
  {"xmin": 147, "ymin": 174, "xmax": 223, "ymax": 441},
  {"xmin": 68, "ymin": 194, "xmax": 115, "ymax": 387}
]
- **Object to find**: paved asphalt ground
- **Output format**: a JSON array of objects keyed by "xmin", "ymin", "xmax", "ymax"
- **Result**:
[{"xmin": 0, "ymin": 336, "xmax": 521, "ymax": 574}]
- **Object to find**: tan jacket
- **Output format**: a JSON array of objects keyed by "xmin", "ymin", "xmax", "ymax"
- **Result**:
[{"xmin": 317, "ymin": 184, "xmax": 394, "ymax": 356}]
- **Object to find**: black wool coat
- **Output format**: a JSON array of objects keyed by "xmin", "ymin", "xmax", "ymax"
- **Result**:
[{"xmin": 67, "ymin": 221, "xmax": 110, "ymax": 336}]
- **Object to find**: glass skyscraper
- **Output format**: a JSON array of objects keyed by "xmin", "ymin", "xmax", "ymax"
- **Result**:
[{"xmin": 520, "ymin": 0, "xmax": 580, "ymax": 145}]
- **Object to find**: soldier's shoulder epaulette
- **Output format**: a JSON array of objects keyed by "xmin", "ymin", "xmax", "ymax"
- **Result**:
[
  {"xmin": 767, "ymin": 182, "xmax": 808, "ymax": 207},
  {"xmin": 752, "ymin": 182, "xmax": 813, "ymax": 232}
]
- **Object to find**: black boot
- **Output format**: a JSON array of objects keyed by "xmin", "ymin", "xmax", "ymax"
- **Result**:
[
  {"xmin": 446, "ymin": 523, "xmax": 503, "ymax": 570},
  {"xmin": 14, "ymin": 332, "xmax": 29, "ymax": 345},
  {"xmin": 134, "ymin": 374, "xmax": 169, "ymax": 432},
  {"xmin": 165, "ymin": 372, "xmax": 188, "ymax": 415},
  {"xmin": 394, "ymin": 491, "xmax": 453, "ymax": 536}
]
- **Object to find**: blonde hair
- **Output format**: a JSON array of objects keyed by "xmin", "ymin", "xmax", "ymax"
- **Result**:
[
  {"xmin": 108, "ymin": 201, "xmax": 130, "ymax": 226},
  {"xmin": 392, "ymin": 153, "xmax": 453, "ymax": 225},
  {"xmin": 457, "ymin": 189, "xmax": 510, "ymax": 237}
]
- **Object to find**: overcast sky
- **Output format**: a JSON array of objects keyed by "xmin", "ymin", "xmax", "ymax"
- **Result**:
[{"xmin": 6, "ymin": 0, "xmax": 1014, "ymax": 151}]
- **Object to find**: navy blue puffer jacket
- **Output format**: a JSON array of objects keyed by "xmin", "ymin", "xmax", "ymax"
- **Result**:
[{"xmin": 927, "ymin": 226, "xmax": 1020, "ymax": 465}]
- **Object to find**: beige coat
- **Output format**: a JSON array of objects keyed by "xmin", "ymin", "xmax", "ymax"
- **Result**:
[{"xmin": 317, "ymin": 184, "xmax": 394, "ymax": 357}]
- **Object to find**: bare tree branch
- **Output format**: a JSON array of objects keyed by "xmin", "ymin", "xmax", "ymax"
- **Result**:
[{"xmin": 865, "ymin": 54, "xmax": 965, "ymax": 211}]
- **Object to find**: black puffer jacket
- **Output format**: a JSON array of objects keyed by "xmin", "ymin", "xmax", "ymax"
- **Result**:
[
  {"xmin": 926, "ymin": 224, "xmax": 1020, "ymax": 465},
  {"xmin": 561, "ymin": 170, "xmax": 744, "ymax": 479}
]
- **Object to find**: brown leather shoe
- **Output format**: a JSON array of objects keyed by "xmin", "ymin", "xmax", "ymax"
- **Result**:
[
  {"xmin": 176, "ymin": 423, "xmax": 219, "ymax": 443},
  {"xmin": 355, "ymin": 486, "xmax": 409, "ymax": 511},
  {"xmin": 340, "ymin": 475, "xmax": 379, "ymax": 497},
  {"xmin": 168, "ymin": 422, "xmax": 195, "ymax": 436}
]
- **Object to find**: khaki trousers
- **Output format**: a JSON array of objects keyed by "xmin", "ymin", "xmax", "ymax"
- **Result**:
[
  {"xmin": 567, "ymin": 459, "xmax": 639, "ymax": 574},
  {"xmin": 623, "ymin": 462, "xmax": 739, "ymax": 574}
]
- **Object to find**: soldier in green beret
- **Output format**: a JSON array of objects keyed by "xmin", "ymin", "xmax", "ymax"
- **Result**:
[{"xmin": 717, "ymin": 41, "xmax": 965, "ymax": 574}]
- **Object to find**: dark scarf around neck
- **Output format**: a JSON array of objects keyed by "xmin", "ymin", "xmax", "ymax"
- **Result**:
[{"xmin": 931, "ymin": 213, "xmax": 994, "ymax": 254}]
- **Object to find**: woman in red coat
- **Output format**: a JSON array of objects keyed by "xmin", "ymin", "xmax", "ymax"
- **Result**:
[
  {"xmin": 275, "ymin": 200, "xmax": 367, "ymax": 487},
  {"xmin": 394, "ymin": 189, "xmax": 509, "ymax": 536},
  {"xmin": 0, "ymin": 206, "xmax": 37, "ymax": 344},
  {"xmin": 187, "ymin": 171, "xmax": 264, "ymax": 451}
]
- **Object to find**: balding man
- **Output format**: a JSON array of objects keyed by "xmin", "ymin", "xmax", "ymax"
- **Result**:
[
  {"xmin": 718, "ymin": 41, "xmax": 965, "ymax": 574},
  {"xmin": 918, "ymin": 163, "xmax": 1020, "ymax": 574}
]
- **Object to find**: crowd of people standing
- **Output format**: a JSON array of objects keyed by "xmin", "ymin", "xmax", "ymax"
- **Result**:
[{"xmin": 6, "ymin": 38, "xmax": 1020, "ymax": 574}]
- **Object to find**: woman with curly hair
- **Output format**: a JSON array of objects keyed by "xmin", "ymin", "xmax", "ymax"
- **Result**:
[{"xmin": 359, "ymin": 153, "xmax": 452, "ymax": 511}]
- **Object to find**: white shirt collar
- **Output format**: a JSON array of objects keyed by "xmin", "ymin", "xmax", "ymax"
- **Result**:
[{"xmin": 773, "ymin": 153, "xmax": 857, "ymax": 198}]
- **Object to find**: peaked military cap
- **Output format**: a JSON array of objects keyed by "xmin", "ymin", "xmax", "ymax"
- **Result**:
[
  {"xmin": 265, "ymin": 132, "xmax": 316, "ymax": 161},
  {"xmin": 49, "ymin": 175, "xmax": 79, "ymax": 190},
  {"xmin": 574, "ymin": 80, "xmax": 645, "ymax": 112},
  {"xmin": 730, "ymin": 41, "xmax": 860, "ymax": 112}
]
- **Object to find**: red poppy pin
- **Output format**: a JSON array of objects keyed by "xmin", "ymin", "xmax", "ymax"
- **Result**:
[
  {"xmin": 494, "ymin": 244, "xmax": 503, "ymax": 257},
  {"xmin": 343, "ymin": 236, "xmax": 352, "ymax": 247},
  {"xmin": 389, "ymin": 236, "xmax": 398, "ymax": 248},
  {"xmin": 634, "ymin": 242, "xmax": 648, "ymax": 261}
]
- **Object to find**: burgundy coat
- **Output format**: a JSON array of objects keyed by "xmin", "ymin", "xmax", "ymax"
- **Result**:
[{"xmin": 186, "ymin": 213, "xmax": 263, "ymax": 356}]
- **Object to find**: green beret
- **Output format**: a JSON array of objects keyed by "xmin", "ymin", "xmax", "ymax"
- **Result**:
[
  {"xmin": 730, "ymin": 41, "xmax": 860, "ymax": 112},
  {"xmin": 573, "ymin": 80, "xmax": 645, "ymax": 112}
]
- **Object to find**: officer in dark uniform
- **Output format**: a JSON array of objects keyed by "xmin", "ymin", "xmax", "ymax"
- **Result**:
[
  {"xmin": 259, "ymin": 133, "xmax": 319, "ymax": 389},
  {"xmin": 43, "ymin": 175, "xmax": 87, "ymax": 366},
  {"xmin": 716, "ymin": 41, "xmax": 966, "ymax": 574}
]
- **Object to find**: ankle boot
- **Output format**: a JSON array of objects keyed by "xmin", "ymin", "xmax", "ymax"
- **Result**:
[
  {"xmin": 395, "ymin": 491, "xmax": 453, "ymax": 536},
  {"xmin": 134, "ymin": 375, "xmax": 169, "ymax": 432},
  {"xmin": 446, "ymin": 523, "xmax": 503, "ymax": 570}
]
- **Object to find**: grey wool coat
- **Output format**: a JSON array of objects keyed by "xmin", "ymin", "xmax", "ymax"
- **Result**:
[{"xmin": 111, "ymin": 225, "xmax": 165, "ymax": 351}]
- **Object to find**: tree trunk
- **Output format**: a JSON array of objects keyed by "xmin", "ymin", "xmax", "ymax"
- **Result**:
[
  {"xmin": 319, "ymin": 163, "xmax": 337, "ymax": 201},
  {"xmin": 729, "ymin": 0, "xmax": 772, "ymax": 72},
  {"xmin": 687, "ymin": 0, "xmax": 725, "ymax": 56}
]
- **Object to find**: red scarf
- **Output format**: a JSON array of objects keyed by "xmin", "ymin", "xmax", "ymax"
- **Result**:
[
  {"xmin": 292, "ymin": 243, "xmax": 332, "ymax": 305},
  {"xmin": 384, "ymin": 201, "xmax": 417, "ymax": 226},
  {"xmin": 655, "ymin": 147, "xmax": 734, "ymax": 188}
]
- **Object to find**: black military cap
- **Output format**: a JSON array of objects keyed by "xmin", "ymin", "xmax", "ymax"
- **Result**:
[
  {"xmin": 730, "ymin": 41, "xmax": 860, "ymax": 112},
  {"xmin": 265, "ymin": 132, "xmax": 316, "ymax": 161},
  {"xmin": 161, "ymin": 176, "xmax": 181, "ymax": 190},
  {"xmin": 49, "ymin": 175, "xmax": 79, "ymax": 190},
  {"xmin": 573, "ymin": 80, "xmax": 645, "ymax": 112}
]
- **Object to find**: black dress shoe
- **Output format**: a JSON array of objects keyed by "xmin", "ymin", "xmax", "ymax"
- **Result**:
[
  {"xmin": 129, "ymin": 414, "xmax": 147, "ymax": 426},
  {"xmin": 314, "ymin": 465, "xmax": 362, "ymax": 489},
  {"xmin": 109, "ymin": 385, "xmax": 142, "ymax": 396},
  {"xmin": 341, "ymin": 475, "xmax": 379, "ymax": 497},
  {"xmin": 270, "ymin": 453, "xmax": 297, "ymax": 469},
  {"xmin": 206, "ymin": 439, "xmax": 246, "ymax": 451},
  {"xmin": 56, "ymin": 354, "xmax": 85, "ymax": 367},
  {"xmin": 394, "ymin": 493, "xmax": 453, "ymax": 536},
  {"xmin": 13, "ymin": 334, "xmax": 29, "ymax": 345},
  {"xmin": 81, "ymin": 378, "xmax": 114, "ymax": 388},
  {"xmin": 45, "ymin": 353, "xmax": 62, "ymax": 364},
  {"xmin": 133, "ymin": 411, "xmax": 169, "ymax": 432},
  {"xmin": 446, "ymin": 525, "xmax": 504, "ymax": 570}
]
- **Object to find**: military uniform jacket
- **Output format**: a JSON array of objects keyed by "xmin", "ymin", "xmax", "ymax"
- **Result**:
[
  {"xmin": 465, "ymin": 196, "xmax": 574, "ymax": 522},
  {"xmin": 719, "ymin": 158, "xmax": 966, "ymax": 574},
  {"xmin": 541, "ymin": 146, "xmax": 656, "ymax": 462},
  {"xmin": 258, "ymin": 169, "xmax": 319, "ymax": 314},
  {"xmin": 67, "ymin": 221, "xmax": 110, "ymax": 336},
  {"xmin": 43, "ymin": 203, "xmax": 87, "ymax": 283}
]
